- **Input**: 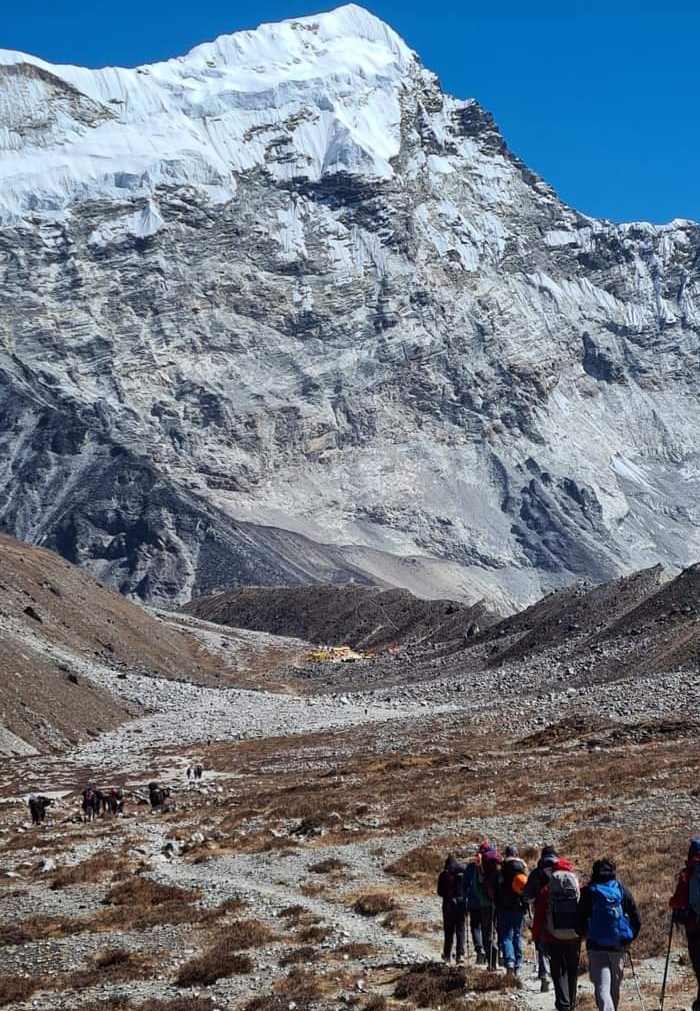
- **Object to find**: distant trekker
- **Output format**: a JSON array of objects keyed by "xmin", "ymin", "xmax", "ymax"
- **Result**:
[
  {"xmin": 670, "ymin": 838, "xmax": 700, "ymax": 1011},
  {"xmin": 437, "ymin": 855, "xmax": 469, "ymax": 964},
  {"xmin": 82, "ymin": 785, "xmax": 100, "ymax": 822},
  {"xmin": 577, "ymin": 858, "xmax": 641, "ymax": 1011}
]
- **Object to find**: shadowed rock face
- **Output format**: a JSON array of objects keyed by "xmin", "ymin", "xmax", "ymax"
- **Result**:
[{"xmin": 1, "ymin": 6, "xmax": 699, "ymax": 608}]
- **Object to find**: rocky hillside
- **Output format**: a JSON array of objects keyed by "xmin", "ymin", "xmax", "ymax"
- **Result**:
[
  {"xmin": 1, "ymin": 5, "xmax": 699, "ymax": 608},
  {"xmin": 0, "ymin": 535, "xmax": 223, "ymax": 755},
  {"xmin": 185, "ymin": 584, "xmax": 497, "ymax": 650}
]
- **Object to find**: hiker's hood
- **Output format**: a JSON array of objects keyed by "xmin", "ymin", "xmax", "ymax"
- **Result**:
[
  {"xmin": 592, "ymin": 858, "xmax": 616, "ymax": 882},
  {"xmin": 445, "ymin": 856, "xmax": 459, "ymax": 872},
  {"xmin": 688, "ymin": 838, "xmax": 700, "ymax": 862}
]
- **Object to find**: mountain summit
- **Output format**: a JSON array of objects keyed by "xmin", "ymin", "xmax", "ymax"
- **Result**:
[
  {"xmin": 0, "ymin": 5, "xmax": 417, "ymax": 222},
  {"xmin": 1, "ymin": 7, "xmax": 699, "ymax": 609}
]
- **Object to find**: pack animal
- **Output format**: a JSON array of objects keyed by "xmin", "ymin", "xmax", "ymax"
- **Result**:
[
  {"xmin": 148, "ymin": 783, "xmax": 171, "ymax": 811},
  {"xmin": 28, "ymin": 795, "xmax": 53, "ymax": 825}
]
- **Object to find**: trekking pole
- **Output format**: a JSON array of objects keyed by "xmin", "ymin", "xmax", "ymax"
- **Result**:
[
  {"xmin": 490, "ymin": 902, "xmax": 496, "ymax": 971},
  {"xmin": 659, "ymin": 915, "xmax": 674, "ymax": 1011},
  {"xmin": 627, "ymin": 950, "xmax": 646, "ymax": 1011}
]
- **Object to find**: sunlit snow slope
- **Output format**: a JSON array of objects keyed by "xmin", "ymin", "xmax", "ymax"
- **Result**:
[{"xmin": 1, "ymin": 5, "xmax": 699, "ymax": 609}]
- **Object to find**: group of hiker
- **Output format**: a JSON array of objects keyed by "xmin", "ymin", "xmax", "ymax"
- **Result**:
[
  {"xmin": 186, "ymin": 763, "xmax": 204, "ymax": 783},
  {"xmin": 81, "ymin": 785, "xmax": 125, "ymax": 821},
  {"xmin": 438, "ymin": 839, "xmax": 700, "ymax": 1011}
]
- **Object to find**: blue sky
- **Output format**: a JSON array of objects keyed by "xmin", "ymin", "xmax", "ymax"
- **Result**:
[{"xmin": 5, "ymin": 1, "xmax": 698, "ymax": 224}]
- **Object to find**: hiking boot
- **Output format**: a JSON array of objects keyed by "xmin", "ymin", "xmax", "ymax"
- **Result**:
[
  {"xmin": 455, "ymin": 957, "xmax": 464, "ymax": 966},
  {"xmin": 540, "ymin": 979, "xmax": 551, "ymax": 994},
  {"xmin": 476, "ymin": 951, "xmax": 486, "ymax": 965}
]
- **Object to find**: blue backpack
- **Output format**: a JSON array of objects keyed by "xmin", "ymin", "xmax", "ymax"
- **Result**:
[{"xmin": 587, "ymin": 880, "xmax": 634, "ymax": 947}]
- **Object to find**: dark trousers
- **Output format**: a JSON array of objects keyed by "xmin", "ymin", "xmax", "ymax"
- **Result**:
[
  {"xmin": 480, "ymin": 905, "xmax": 500, "ymax": 970},
  {"xmin": 443, "ymin": 901, "xmax": 466, "ymax": 960},
  {"xmin": 548, "ymin": 940, "xmax": 581, "ymax": 1011},
  {"xmin": 469, "ymin": 907, "xmax": 484, "ymax": 954},
  {"xmin": 688, "ymin": 931, "xmax": 700, "ymax": 1010}
]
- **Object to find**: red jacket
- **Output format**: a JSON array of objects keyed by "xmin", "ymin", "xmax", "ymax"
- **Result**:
[
  {"xmin": 670, "ymin": 857, "xmax": 700, "ymax": 934},
  {"xmin": 532, "ymin": 858, "xmax": 577, "ymax": 945}
]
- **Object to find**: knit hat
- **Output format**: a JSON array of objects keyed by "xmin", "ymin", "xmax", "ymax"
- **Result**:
[
  {"xmin": 505, "ymin": 845, "xmax": 518, "ymax": 858},
  {"xmin": 592, "ymin": 858, "xmax": 616, "ymax": 881},
  {"xmin": 688, "ymin": 838, "xmax": 700, "ymax": 860}
]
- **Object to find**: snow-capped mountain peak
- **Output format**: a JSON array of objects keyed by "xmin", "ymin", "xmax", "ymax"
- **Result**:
[{"xmin": 0, "ymin": 5, "xmax": 421, "ymax": 223}]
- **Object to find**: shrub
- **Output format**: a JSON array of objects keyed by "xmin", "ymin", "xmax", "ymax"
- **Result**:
[
  {"xmin": 68, "ymin": 948, "xmax": 152, "ymax": 989},
  {"xmin": 176, "ymin": 920, "xmax": 272, "ymax": 986},
  {"xmin": 394, "ymin": 963, "xmax": 466, "ymax": 1006},
  {"xmin": 385, "ymin": 845, "xmax": 443, "ymax": 880},
  {"xmin": 308, "ymin": 857, "xmax": 348, "ymax": 874},
  {"xmin": 50, "ymin": 850, "xmax": 126, "ymax": 889},
  {"xmin": 0, "ymin": 975, "xmax": 37, "ymax": 1007},
  {"xmin": 299, "ymin": 925, "xmax": 331, "ymax": 943},
  {"xmin": 279, "ymin": 946, "xmax": 320, "ymax": 966},
  {"xmin": 353, "ymin": 892, "xmax": 397, "ymax": 916}
]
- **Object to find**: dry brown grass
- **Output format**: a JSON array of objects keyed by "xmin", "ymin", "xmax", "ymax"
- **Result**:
[
  {"xmin": 333, "ymin": 942, "xmax": 377, "ymax": 959},
  {"xmin": 298, "ymin": 924, "xmax": 332, "ymax": 943},
  {"xmin": 176, "ymin": 920, "xmax": 274, "ymax": 986},
  {"xmin": 99, "ymin": 875, "xmax": 211, "ymax": 931},
  {"xmin": 67, "ymin": 947, "xmax": 154, "ymax": 990},
  {"xmin": 393, "ymin": 964, "xmax": 518, "ymax": 1008},
  {"xmin": 394, "ymin": 963, "xmax": 467, "ymax": 1006},
  {"xmin": 177, "ymin": 949, "xmax": 253, "ymax": 986},
  {"xmin": 243, "ymin": 968, "xmax": 327, "ymax": 1011},
  {"xmin": 0, "ymin": 975, "xmax": 38, "ymax": 1007},
  {"xmin": 279, "ymin": 945, "xmax": 321, "ymax": 966},
  {"xmin": 308, "ymin": 857, "xmax": 348, "ymax": 874},
  {"xmin": 364, "ymin": 998, "xmax": 387, "ymax": 1011},
  {"xmin": 0, "ymin": 915, "xmax": 82, "ymax": 946},
  {"xmin": 381, "ymin": 909, "xmax": 430, "ymax": 937},
  {"xmin": 385, "ymin": 845, "xmax": 444, "ymax": 881},
  {"xmin": 278, "ymin": 904, "xmax": 307, "ymax": 923},
  {"xmin": 111, "ymin": 999, "xmax": 216, "ymax": 1011},
  {"xmin": 103, "ymin": 876, "xmax": 199, "ymax": 908},
  {"xmin": 50, "ymin": 848, "xmax": 129, "ymax": 889},
  {"xmin": 353, "ymin": 892, "xmax": 398, "ymax": 916}
]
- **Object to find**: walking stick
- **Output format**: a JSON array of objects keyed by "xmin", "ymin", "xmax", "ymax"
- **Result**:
[
  {"xmin": 627, "ymin": 950, "xmax": 646, "ymax": 1011},
  {"xmin": 659, "ymin": 916, "xmax": 674, "ymax": 1011},
  {"xmin": 490, "ymin": 902, "xmax": 496, "ymax": 971}
]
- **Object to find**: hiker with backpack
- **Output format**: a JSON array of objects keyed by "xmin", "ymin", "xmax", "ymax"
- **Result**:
[
  {"xmin": 479, "ymin": 846, "xmax": 503, "ymax": 971},
  {"xmin": 437, "ymin": 855, "xmax": 468, "ymax": 964},
  {"xmin": 496, "ymin": 845, "xmax": 530, "ymax": 980},
  {"xmin": 465, "ymin": 846, "xmax": 487, "ymax": 964},
  {"xmin": 577, "ymin": 858, "xmax": 641, "ymax": 1011},
  {"xmin": 532, "ymin": 856, "xmax": 581, "ymax": 1011},
  {"xmin": 523, "ymin": 846, "xmax": 557, "ymax": 992},
  {"xmin": 670, "ymin": 838, "xmax": 700, "ymax": 1011}
]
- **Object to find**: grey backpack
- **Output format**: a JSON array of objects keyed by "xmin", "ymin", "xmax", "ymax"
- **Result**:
[{"xmin": 546, "ymin": 869, "xmax": 580, "ymax": 940}]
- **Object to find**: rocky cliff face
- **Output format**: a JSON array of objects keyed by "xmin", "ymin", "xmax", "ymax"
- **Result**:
[{"xmin": 1, "ymin": 5, "xmax": 699, "ymax": 608}]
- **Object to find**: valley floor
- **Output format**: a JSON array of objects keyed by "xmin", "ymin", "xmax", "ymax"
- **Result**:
[{"xmin": 1, "ymin": 620, "xmax": 698, "ymax": 1011}]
